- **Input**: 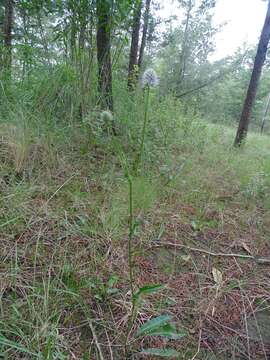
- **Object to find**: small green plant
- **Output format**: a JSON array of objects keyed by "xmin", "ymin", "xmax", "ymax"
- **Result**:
[
  {"xmin": 124, "ymin": 278, "xmax": 186, "ymax": 357},
  {"xmin": 122, "ymin": 69, "xmax": 185, "ymax": 357},
  {"xmin": 90, "ymin": 275, "xmax": 119, "ymax": 302},
  {"xmin": 136, "ymin": 314, "xmax": 186, "ymax": 358}
]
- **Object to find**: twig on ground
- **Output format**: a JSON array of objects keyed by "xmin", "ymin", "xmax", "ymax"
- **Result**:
[{"xmin": 150, "ymin": 242, "xmax": 270, "ymax": 265}]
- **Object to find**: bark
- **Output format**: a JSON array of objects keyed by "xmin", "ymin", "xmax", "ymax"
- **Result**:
[
  {"xmin": 234, "ymin": 0, "xmax": 270, "ymax": 146},
  {"xmin": 96, "ymin": 0, "xmax": 113, "ymax": 113},
  {"xmin": 78, "ymin": 18, "xmax": 87, "ymax": 119},
  {"xmin": 70, "ymin": 16, "xmax": 76, "ymax": 63},
  {"xmin": 78, "ymin": 22, "xmax": 86, "ymax": 52},
  {"xmin": 37, "ymin": 12, "xmax": 51, "ymax": 68},
  {"xmin": 138, "ymin": 0, "xmax": 151, "ymax": 69},
  {"xmin": 21, "ymin": 8, "xmax": 27, "ymax": 79},
  {"xmin": 127, "ymin": 0, "xmax": 142, "ymax": 89},
  {"xmin": 3, "ymin": 0, "xmax": 13, "ymax": 76}
]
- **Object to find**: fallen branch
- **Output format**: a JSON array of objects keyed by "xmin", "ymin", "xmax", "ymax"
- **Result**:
[{"xmin": 150, "ymin": 242, "xmax": 270, "ymax": 265}]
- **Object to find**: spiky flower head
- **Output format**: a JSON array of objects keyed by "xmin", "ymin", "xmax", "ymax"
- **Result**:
[
  {"xmin": 141, "ymin": 68, "xmax": 159, "ymax": 88},
  {"xmin": 100, "ymin": 110, "xmax": 113, "ymax": 123}
]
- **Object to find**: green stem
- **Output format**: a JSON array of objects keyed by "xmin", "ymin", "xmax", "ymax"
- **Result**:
[
  {"xmin": 134, "ymin": 85, "xmax": 150, "ymax": 174},
  {"xmin": 127, "ymin": 175, "xmax": 134, "ymax": 300},
  {"xmin": 125, "ymin": 85, "xmax": 151, "ymax": 355},
  {"xmin": 124, "ymin": 175, "xmax": 137, "ymax": 356}
]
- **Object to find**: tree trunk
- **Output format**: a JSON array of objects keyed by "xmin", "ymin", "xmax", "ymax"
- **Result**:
[
  {"xmin": 138, "ymin": 0, "xmax": 151, "ymax": 70},
  {"xmin": 3, "ymin": 0, "xmax": 13, "ymax": 77},
  {"xmin": 37, "ymin": 11, "xmax": 51, "ymax": 68},
  {"xmin": 79, "ymin": 22, "xmax": 86, "ymax": 52},
  {"xmin": 78, "ymin": 18, "xmax": 87, "ymax": 119},
  {"xmin": 127, "ymin": 0, "xmax": 142, "ymax": 89},
  {"xmin": 96, "ymin": 0, "xmax": 113, "ymax": 112},
  {"xmin": 234, "ymin": 0, "xmax": 270, "ymax": 146},
  {"xmin": 179, "ymin": 0, "xmax": 192, "ymax": 86},
  {"xmin": 70, "ymin": 15, "xmax": 77, "ymax": 63}
]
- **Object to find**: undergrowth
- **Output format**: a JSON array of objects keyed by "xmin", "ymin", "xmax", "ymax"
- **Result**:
[{"xmin": 1, "ymin": 68, "xmax": 270, "ymax": 359}]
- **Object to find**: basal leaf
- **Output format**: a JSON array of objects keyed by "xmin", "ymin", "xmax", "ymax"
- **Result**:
[
  {"xmin": 136, "ymin": 315, "xmax": 172, "ymax": 337},
  {"xmin": 133, "ymin": 284, "xmax": 164, "ymax": 302},
  {"xmin": 147, "ymin": 323, "xmax": 187, "ymax": 339},
  {"xmin": 140, "ymin": 348, "xmax": 180, "ymax": 358}
]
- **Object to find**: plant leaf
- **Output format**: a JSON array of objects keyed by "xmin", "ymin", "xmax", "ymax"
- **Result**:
[
  {"xmin": 106, "ymin": 288, "xmax": 119, "ymax": 295},
  {"xmin": 146, "ymin": 323, "xmax": 187, "ymax": 339},
  {"xmin": 140, "ymin": 348, "xmax": 180, "ymax": 358},
  {"xmin": 133, "ymin": 284, "xmax": 164, "ymax": 301},
  {"xmin": 136, "ymin": 315, "xmax": 172, "ymax": 337},
  {"xmin": 108, "ymin": 275, "xmax": 119, "ymax": 288}
]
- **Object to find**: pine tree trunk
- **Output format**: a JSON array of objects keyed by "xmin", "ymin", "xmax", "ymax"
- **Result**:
[
  {"xmin": 138, "ymin": 0, "xmax": 151, "ymax": 69},
  {"xmin": 96, "ymin": 0, "xmax": 113, "ymax": 112},
  {"xmin": 179, "ymin": 0, "xmax": 192, "ymax": 86},
  {"xmin": 127, "ymin": 0, "xmax": 142, "ymax": 89},
  {"xmin": 78, "ymin": 18, "xmax": 87, "ymax": 119},
  {"xmin": 79, "ymin": 22, "xmax": 86, "ymax": 52},
  {"xmin": 234, "ymin": 0, "xmax": 270, "ymax": 146},
  {"xmin": 3, "ymin": 0, "xmax": 13, "ymax": 77},
  {"xmin": 70, "ymin": 16, "xmax": 77, "ymax": 63}
]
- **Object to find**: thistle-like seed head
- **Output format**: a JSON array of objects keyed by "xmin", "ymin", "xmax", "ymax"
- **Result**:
[
  {"xmin": 141, "ymin": 68, "xmax": 159, "ymax": 88},
  {"xmin": 100, "ymin": 110, "xmax": 113, "ymax": 123}
]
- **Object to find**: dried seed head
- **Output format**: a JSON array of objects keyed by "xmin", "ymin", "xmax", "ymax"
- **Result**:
[
  {"xmin": 100, "ymin": 110, "xmax": 113, "ymax": 123},
  {"xmin": 141, "ymin": 68, "xmax": 159, "ymax": 88}
]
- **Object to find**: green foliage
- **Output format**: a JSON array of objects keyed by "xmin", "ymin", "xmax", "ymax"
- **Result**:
[
  {"xmin": 133, "ymin": 284, "xmax": 165, "ymax": 301},
  {"xmin": 136, "ymin": 315, "xmax": 172, "ymax": 337},
  {"xmin": 141, "ymin": 323, "xmax": 186, "ymax": 340},
  {"xmin": 158, "ymin": 0, "xmax": 217, "ymax": 96},
  {"xmin": 197, "ymin": 49, "xmax": 270, "ymax": 129},
  {"xmin": 135, "ymin": 315, "xmax": 185, "ymax": 355}
]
